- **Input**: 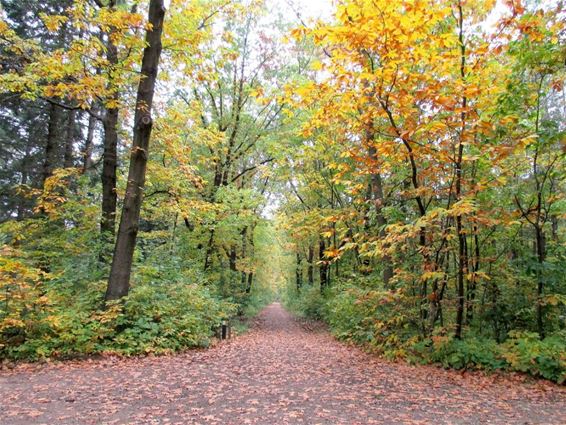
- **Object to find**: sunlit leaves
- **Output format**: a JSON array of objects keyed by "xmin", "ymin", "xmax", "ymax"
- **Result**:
[{"xmin": 0, "ymin": 0, "xmax": 147, "ymax": 110}]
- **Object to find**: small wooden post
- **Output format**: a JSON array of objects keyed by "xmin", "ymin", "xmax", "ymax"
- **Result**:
[{"xmin": 221, "ymin": 321, "xmax": 228, "ymax": 339}]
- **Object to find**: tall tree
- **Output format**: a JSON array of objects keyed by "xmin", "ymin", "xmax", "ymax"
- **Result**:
[{"xmin": 105, "ymin": 0, "xmax": 166, "ymax": 300}]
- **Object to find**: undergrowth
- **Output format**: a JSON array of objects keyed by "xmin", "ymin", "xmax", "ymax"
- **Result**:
[{"xmin": 284, "ymin": 283, "xmax": 566, "ymax": 384}]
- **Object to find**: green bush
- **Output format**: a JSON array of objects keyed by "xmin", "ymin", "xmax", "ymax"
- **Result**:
[
  {"xmin": 285, "ymin": 280, "xmax": 566, "ymax": 384},
  {"xmin": 411, "ymin": 336, "xmax": 507, "ymax": 371},
  {"xmin": 324, "ymin": 286, "xmax": 370, "ymax": 342},
  {"xmin": 408, "ymin": 332, "xmax": 566, "ymax": 383},
  {"xmin": 284, "ymin": 285, "xmax": 327, "ymax": 320},
  {"xmin": 325, "ymin": 285, "xmax": 410, "ymax": 347},
  {"xmin": 112, "ymin": 282, "xmax": 236, "ymax": 354},
  {"xmin": 0, "ymin": 279, "xmax": 237, "ymax": 360},
  {"xmin": 502, "ymin": 331, "xmax": 566, "ymax": 384},
  {"xmin": 241, "ymin": 289, "xmax": 273, "ymax": 318}
]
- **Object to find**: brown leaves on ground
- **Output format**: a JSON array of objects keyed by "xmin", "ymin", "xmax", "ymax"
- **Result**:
[{"xmin": 1, "ymin": 303, "xmax": 565, "ymax": 424}]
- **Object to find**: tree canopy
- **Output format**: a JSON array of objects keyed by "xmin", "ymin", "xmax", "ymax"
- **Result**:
[{"xmin": 0, "ymin": 0, "xmax": 564, "ymax": 383}]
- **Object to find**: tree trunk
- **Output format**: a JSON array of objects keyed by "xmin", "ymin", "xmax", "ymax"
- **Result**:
[
  {"xmin": 240, "ymin": 226, "xmax": 248, "ymax": 287},
  {"xmin": 229, "ymin": 245, "xmax": 237, "ymax": 272},
  {"xmin": 82, "ymin": 111, "xmax": 96, "ymax": 173},
  {"xmin": 307, "ymin": 245, "xmax": 314, "ymax": 285},
  {"xmin": 319, "ymin": 238, "xmax": 328, "ymax": 292},
  {"xmin": 296, "ymin": 252, "xmax": 302, "ymax": 291},
  {"xmin": 17, "ymin": 134, "xmax": 33, "ymax": 220},
  {"xmin": 100, "ymin": 0, "xmax": 120, "ymax": 237},
  {"xmin": 368, "ymin": 144, "xmax": 393, "ymax": 285},
  {"xmin": 63, "ymin": 109, "xmax": 76, "ymax": 168},
  {"xmin": 204, "ymin": 229, "xmax": 215, "ymax": 271},
  {"xmin": 101, "ymin": 83, "xmax": 119, "ymax": 235},
  {"xmin": 455, "ymin": 215, "xmax": 467, "ymax": 339},
  {"xmin": 551, "ymin": 216, "xmax": 558, "ymax": 242},
  {"xmin": 454, "ymin": 1, "xmax": 468, "ymax": 340},
  {"xmin": 535, "ymin": 225, "xmax": 546, "ymax": 338},
  {"xmin": 105, "ymin": 0, "xmax": 165, "ymax": 301},
  {"xmin": 42, "ymin": 103, "xmax": 62, "ymax": 185},
  {"xmin": 245, "ymin": 272, "xmax": 253, "ymax": 294},
  {"xmin": 466, "ymin": 229, "xmax": 479, "ymax": 324}
]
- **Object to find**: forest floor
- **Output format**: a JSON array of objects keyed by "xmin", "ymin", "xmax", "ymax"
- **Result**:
[{"xmin": 1, "ymin": 303, "xmax": 565, "ymax": 425}]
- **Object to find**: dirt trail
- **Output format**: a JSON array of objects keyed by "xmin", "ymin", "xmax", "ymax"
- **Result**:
[{"xmin": 1, "ymin": 302, "xmax": 565, "ymax": 424}]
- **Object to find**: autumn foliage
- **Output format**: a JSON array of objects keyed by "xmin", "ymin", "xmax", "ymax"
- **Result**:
[
  {"xmin": 0, "ymin": 0, "xmax": 564, "ymax": 384},
  {"xmin": 281, "ymin": 0, "xmax": 565, "ymax": 382}
]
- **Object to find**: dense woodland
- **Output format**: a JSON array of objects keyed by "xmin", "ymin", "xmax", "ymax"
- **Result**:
[{"xmin": 0, "ymin": 0, "xmax": 565, "ymax": 383}]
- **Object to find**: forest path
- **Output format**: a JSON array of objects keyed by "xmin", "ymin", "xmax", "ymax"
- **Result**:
[{"xmin": 1, "ymin": 303, "xmax": 565, "ymax": 424}]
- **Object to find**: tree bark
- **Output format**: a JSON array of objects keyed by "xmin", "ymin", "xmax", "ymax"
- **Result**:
[
  {"xmin": 101, "ymin": 108, "xmax": 118, "ymax": 235},
  {"xmin": 17, "ymin": 132, "xmax": 33, "ymax": 220},
  {"xmin": 307, "ymin": 245, "xmax": 314, "ymax": 285},
  {"xmin": 42, "ymin": 102, "xmax": 62, "ymax": 185},
  {"xmin": 63, "ymin": 109, "xmax": 76, "ymax": 168},
  {"xmin": 203, "ymin": 229, "xmax": 215, "ymax": 271},
  {"xmin": 454, "ymin": 0, "xmax": 468, "ymax": 340},
  {"xmin": 105, "ymin": 0, "xmax": 165, "ymax": 301},
  {"xmin": 82, "ymin": 111, "xmax": 96, "ymax": 173},
  {"xmin": 466, "ymin": 229, "xmax": 479, "ymax": 324},
  {"xmin": 229, "ymin": 245, "xmax": 237, "ymax": 272},
  {"xmin": 100, "ymin": 21, "xmax": 119, "ymax": 237},
  {"xmin": 245, "ymin": 272, "xmax": 253, "ymax": 294},
  {"xmin": 535, "ymin": 225, "xmax": 546, "ymax": 338},
  {"xmin": 296, "ymin": 252, "xmax": 302, "ymax": 291},
  {"xmin": 367, "ymin": 143, "xmax": 393, "ymax": 286},
  {"xmin": 319, "ymin": 238, "xmax": 328, "ymax": 292},
  {"xmin": 240, "ymin": 226, "xmax": 248, "ymax": 286}
]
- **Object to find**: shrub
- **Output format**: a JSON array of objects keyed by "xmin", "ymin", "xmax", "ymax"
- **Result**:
[
  {"xmin": 324, "ymin": 284, "xmax": 412, "ymax": 359},
  {"xmin": 284, "ymin": 285, "xmax": 327, "ymax": 320},
  {"xmin": 0, "ymin": 277, "xmax": 237, "ymax": 360},
  {"xmin": 284, "ymin": 280, "xmax": 566, "ymax": 384},
  {"xmin": 502, "ymin": 331, "xmax": 566, "ymax": 384},
  {"xmin": 112, "ymin": 282, "xmax": 236, "ymax": 354},
  {"xmin": 409, "ymin": 332, "xmax": 566, "ymax": 383},
  {"xmin": 410, "ymin": 336, "xmax": 507, "ymax": 371}
]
